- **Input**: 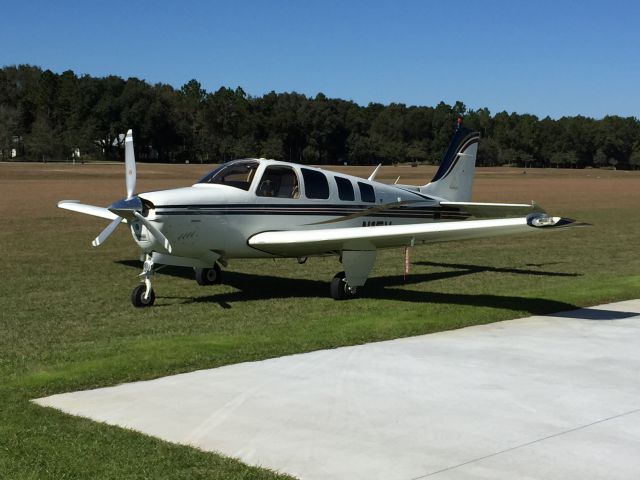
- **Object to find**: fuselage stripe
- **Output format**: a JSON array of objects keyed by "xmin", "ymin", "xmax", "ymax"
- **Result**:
[{"xmin": 153, "ymin": 203, "xmax": 469, "ymax": 221}]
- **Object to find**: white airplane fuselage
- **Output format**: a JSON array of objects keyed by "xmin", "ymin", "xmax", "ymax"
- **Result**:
[{"xmin": 134, "ymin": 159, "xmax": 464, "ymax": 262}]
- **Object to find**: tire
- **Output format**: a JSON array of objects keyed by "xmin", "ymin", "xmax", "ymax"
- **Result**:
[
  {"xmin": 330, "ymin": 272, "xmax": 356, "ymax": 300},
  {"xmin": 195, "ymin": 264, "xmax": 222, "ymax": 286},
  {"xmin": 132, "ymin": 284, "xmax": 155, "ymax": 307}
]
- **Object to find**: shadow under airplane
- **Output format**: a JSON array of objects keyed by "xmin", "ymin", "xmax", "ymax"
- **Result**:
[
  {"xmin": 115, "ymin": 259, "xmax": 605, "ymax": 317},
  {"xmin": 412, "ymin": 260, "xmax": 581, "ymax": 278},
  {"xmin": 551, "ymin": 308, "xmax": 638, "ymax": 321}
]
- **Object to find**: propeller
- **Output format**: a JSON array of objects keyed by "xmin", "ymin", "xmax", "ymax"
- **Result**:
[
  {"xmin": 125, "ymin": 129, "xmax": 136, "ymax": 199},
  {"xmin": 89, "ymin": 129, "xmax": 172, "ymax": 253},
  {"xmin": 92, "ymin": 217, "xmax": 122, "ymax": 247}
]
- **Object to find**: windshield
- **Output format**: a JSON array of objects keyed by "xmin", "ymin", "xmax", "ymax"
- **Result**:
[{"xmin": 198, "ymin": 160, "xmax": 259, "ymax": 191}]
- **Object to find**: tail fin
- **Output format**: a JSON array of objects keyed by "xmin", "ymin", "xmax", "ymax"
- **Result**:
[{"xmin": 421, "ymin": 126, "xmax": 480, "ymax": 201}]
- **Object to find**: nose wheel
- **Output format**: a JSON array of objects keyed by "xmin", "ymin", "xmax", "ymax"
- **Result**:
[
  {"xmin": 132, "ymin": 255, "xmax": 156, "ymax": 307},
  {"xmin": 132, "ymin": 284, "xmax": 155, "ymax": 307}
]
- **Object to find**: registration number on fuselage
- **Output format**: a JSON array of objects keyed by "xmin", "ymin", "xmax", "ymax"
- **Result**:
[{"xmin": 362, "ymin": 220, "xmax": 392, "ymax": 227}]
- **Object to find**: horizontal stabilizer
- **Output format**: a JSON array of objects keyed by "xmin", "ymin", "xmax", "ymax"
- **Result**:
[
  {"xmin": 58, "ymin": 201, "xmax": 121, "ymax": 221},
  {"xmin": 441, "ymin": 201, "xmax": 545, "ymax": 218}
]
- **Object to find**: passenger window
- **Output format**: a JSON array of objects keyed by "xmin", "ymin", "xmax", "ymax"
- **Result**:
[
  {"xmin": 335, "ymin": 176, "xmax": 355, "ymax": 201},
  {"xmin": 256, "ymin": 165, "xmax": 300, "ymax": 198},
  {"xmin": 302, "ymin": 168, "xmax": 329, "ymax": 199},
  {"xmin": 358, "ymin": 182, "xmax": 375, "ymax": 203}
]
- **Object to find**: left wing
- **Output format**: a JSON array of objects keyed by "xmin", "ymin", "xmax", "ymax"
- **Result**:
[{"xmin": 248, "ymin": 214, "xmax": 581, "ymax": 257}]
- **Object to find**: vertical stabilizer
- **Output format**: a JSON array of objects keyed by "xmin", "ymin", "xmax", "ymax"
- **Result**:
[{"xmin": 421, "ymin": 126, "xmax": 480, "ymax": 202}]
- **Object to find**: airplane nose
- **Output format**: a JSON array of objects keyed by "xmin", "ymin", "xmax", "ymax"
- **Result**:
[{"xmin": 108, "ymin": 196, "xmax": 143, "ymax": 220}]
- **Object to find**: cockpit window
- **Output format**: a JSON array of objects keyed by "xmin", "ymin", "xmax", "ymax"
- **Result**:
[
  {"xmin": 256, "ymin": 165, "xmax": 300, "ymax": 198},
  {"xmin": 198, "ymin": 160, "xmax": 259, "ymax": 190}
]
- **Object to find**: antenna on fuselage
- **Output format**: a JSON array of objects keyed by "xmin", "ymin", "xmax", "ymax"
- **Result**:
[{"xmin": 368, "ymin": 163, "xmax": 382, "ymax": 181}]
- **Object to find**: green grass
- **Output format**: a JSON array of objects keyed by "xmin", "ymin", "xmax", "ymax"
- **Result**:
[{"xmin": 1, "ymin": 194, "xmax": 640, "ymax": 478}]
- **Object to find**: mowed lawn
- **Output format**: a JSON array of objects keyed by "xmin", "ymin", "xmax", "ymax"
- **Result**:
[{"xmin": 1, "ymin": 162, "xmax": 639, "ymax": 479}]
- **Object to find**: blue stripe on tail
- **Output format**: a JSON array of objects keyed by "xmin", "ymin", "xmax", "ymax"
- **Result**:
[{"xmin": 430, "ymin": 126, "xmax": 480, "ymax": 183}]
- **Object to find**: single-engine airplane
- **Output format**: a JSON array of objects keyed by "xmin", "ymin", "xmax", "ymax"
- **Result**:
[{"xmin": 59, "ymin": 125, "xmax": 583, "ymax": 307}]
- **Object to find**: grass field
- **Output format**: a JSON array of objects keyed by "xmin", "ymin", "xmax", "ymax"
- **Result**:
[{"xmin": 1, "ymin": 162, "xmax": 639, "ymax": 479}]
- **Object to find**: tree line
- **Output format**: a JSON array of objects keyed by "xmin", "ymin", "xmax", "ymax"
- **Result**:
[{"xmin": 1, "ymin": 65, "xmax": 639, "ymax": 168}]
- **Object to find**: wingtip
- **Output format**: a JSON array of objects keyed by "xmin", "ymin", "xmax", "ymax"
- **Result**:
[
  {"xmin": 526, "ymin": 214, "xmax": 591, "ymax": 229},
  {"xmin": 555, "ymin": 218, "xmax": 593, "ymax": 228}
]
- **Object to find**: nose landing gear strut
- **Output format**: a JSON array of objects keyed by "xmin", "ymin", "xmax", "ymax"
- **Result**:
[{"xmin": 132, "ymin": 255, "xmax": 156, "ymax": 307}]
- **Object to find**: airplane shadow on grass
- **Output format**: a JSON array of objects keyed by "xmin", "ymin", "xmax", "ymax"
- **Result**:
[
  {"xmin": 115, "ymin": 259, "xmax": 600, "ymax": 317},
  {"xmin": 412, "ymin": 261, "xmax": 581, "ymax": 279}
]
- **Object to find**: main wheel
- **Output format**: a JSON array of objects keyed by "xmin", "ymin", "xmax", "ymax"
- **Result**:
[
  {"xmin": 195, "ymin": 264, "xmax": 222, "ymax": 286},
  {"xmin": 131, "ymin": 284, "xmax": 155, "ymax": 307},
  {"xmin": 330, "ymin": 272, "xmax": 356, "ymax": 300}
]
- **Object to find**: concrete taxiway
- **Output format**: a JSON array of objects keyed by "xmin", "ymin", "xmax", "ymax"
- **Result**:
[{"xmin": 35, "ymin": 300, "xmax": 640, "ymax": 479}]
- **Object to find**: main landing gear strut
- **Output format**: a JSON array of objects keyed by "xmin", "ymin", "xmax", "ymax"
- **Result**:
[{"xmin": 329, "ymin": 250, "xmax": 377, "ymax": 301}]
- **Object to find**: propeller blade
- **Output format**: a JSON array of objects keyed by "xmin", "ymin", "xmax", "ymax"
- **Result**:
[
  {"xmin": 125, "ymin": 129, "xmax": 136, "ymax": 199},
  {"xmin": 59, "ymin": 200, "xmax": 120, "ymax": 221},
  {"xmin": 92, "ymin": 217, "xmax": 123, "ymax": 247},
  {"xmin": 133, "ymin": 212, "xmax": 172, "ymax": 254}
]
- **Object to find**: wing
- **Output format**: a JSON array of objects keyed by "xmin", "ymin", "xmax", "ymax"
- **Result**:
[
  {"xmin": 58, "ymin": 200, "xmax": 120, "ymax": 221},
  {"xmin": 248, "ymin": 214, "xmax": 581, "ymax": 257}
]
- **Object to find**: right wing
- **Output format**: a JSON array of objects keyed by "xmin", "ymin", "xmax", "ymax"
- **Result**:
[
  {"xmin": 248, "ymin": 214, "xmax": 581, "ymax": 257},
  {"xmin": 58, "ymin": 200, "xmax": 120, "ymax": 221}
]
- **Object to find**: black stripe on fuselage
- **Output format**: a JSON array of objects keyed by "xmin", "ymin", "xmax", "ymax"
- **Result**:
[{"xmin": 154, "ymin": 203, "xmax": 470, "ymax": 221}]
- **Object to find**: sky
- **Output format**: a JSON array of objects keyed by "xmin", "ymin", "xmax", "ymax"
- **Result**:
[{"xmin": 1, "ymin": 0, "xmax": 638, "ymax": 119}]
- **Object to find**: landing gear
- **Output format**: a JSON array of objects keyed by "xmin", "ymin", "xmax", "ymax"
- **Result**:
[
  {"xmin": 330, "ymin": 271, "xmax": 357, "ymax": 300},
  {"xmin": 330, "ymin": 250, "xmax": 376, "ymax": 300},
  {"xmin": 131, "ymin": 284, "xmax": 155, "ymax": 307},
  {"xmin": 132, "ymin": 254, "xmax": 156, "ymax": 307},
  {"xmin": 195, "ymin": 263, "xmax": 222, "ymax": 285}
]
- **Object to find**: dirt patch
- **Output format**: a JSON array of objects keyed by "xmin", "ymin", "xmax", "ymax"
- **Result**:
[{"xmin": 1, "ymin": 162, "xmax": 639, "ymax": 221}]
